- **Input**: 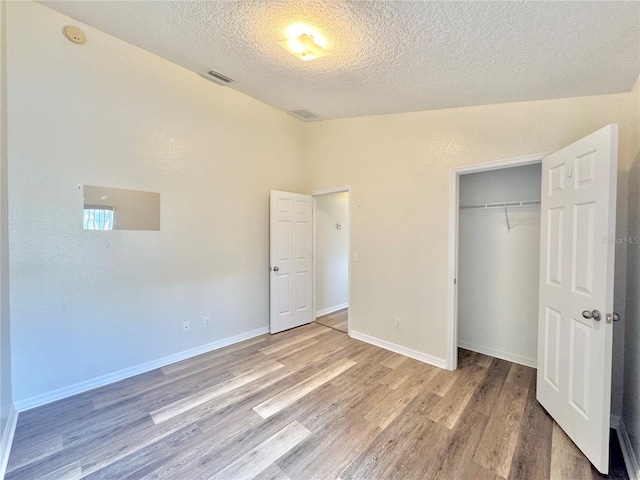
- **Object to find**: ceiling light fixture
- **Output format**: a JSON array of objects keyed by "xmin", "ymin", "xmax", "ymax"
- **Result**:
[{"xmin": 278, "ymin": 33, "xmax": 329, "ymax": 61}]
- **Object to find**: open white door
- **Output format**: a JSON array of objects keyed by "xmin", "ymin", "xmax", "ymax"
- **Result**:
[
  {"xmin": 270, "ymin": 190, "xmax": 313, "ymax": 334},
  {"xmin": 537, "ymin": 124, "xmax": 618, "ymax": 473}
]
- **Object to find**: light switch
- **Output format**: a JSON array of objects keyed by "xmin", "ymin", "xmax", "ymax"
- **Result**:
[{"xmin": 352, "ymin": 253, "xmax": 358, "ymax": 262}]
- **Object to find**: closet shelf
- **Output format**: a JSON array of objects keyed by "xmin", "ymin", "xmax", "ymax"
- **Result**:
[{"xmin": 459, "ymin": 200, "xmax": 541, "ymax": 210}]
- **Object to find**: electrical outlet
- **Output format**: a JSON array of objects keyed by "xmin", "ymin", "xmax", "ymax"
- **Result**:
[
  {"xmin": 182, "ymin": 321, "xmax": 190, "ymax": 333},
  {"xmin": 394, "ymin": 317, "xmax": 401, "ymax": 329},
  {"xmin": 203, "ymin": 316, "xmax": 210, "ymax": 327}
]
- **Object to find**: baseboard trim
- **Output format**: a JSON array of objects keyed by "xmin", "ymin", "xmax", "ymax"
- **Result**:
[
  {"xmin": 0, "ymin": 405, "xmax": 18, "ymax": 479},
  {"xmin": 617, "ymin": 419, "xmax": 640, "ymax": 480},
  {"xmin": 350, "ymin": 330, "xmax": 447, "ymax": 370},
  {"xmin": 457, "ymin": 340, "xmax": 537, "ymax": 368},
  {"xmin": 14, "ymin": 326, "xmax": 270, "ymax": 412},
  {"xmin": 315, "ymin": 303, "xmax": 348, "ymax": 318}
]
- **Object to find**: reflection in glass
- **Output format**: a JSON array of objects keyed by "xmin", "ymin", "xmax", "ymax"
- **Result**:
[{"xmin": 83, "ymin": 206, "xmax": 114, "ymax": 230}]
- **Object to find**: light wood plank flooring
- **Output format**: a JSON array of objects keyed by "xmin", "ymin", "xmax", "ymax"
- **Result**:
[
  {"xmin": 315, "ymin": 308, "xmax": 348, "ymax": 333},
  {"xmin": 7, "ymin": 323, "xmax": 627, "ymax": 479}
]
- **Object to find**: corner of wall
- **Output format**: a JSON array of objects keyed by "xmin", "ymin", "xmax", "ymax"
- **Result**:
[
  {"xmin": 621, "ymin": 99, "xmax": 640, "ymax": 478},
  {"xmin": 616, "ymin": 422, "xmax": 640, "ymax": 480},
  {"xmin": 0, "ymin": 405, "xmax": 17, "ymax": 479},
  {"xmin": 617, "ymin": 417, "xmax": 640, "ymax": 480},
  {"xmin": 297, "ymin": 120, "xmax": 317, "ymax": 193},
  {"xmin": 0, "ymin": 0, "xmax": 15, "ymax": 474}
]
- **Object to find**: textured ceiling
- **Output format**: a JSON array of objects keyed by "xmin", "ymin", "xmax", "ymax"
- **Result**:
[{"xmin": 40, "ymin": 1, "xmax": 640, "ymax": 120}]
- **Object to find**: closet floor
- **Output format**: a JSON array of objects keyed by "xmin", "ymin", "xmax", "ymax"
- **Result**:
[{"xmin": 6, "ymin": 326, "xmax": 627, "ymax": 479}]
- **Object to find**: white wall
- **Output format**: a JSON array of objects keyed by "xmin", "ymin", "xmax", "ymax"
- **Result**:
[
  {"xmin": 0, "ymin": 0, "xmax": 14, "ymax": 446},
  {"xmin": 623, "ymin": 145, "xmax": 640, "ymax": 468},
  {"xmin": 7, "ymin": 1, "xmax": 306, "ymax": 406},
  {"xmin": 459, "ymin": 164, "xmax": 542, "ymax": 206},
  {"xmin": 458, "ymin": 164, "xmax": 541, "ymax": 366},
  {"xmin": 315, "ymin": 192, "xmax": 349, "ymax": 316},
  {"xmin": 303, "ymin": 89, "xmax": 639, "ymax": 403}
]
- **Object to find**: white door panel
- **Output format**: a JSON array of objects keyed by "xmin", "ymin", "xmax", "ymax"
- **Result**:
[
  {"xmin": 537, "ymin": 124, "xmax": 618, "ymax": 474},
  {"xmin": 270, "ymin": 190, "xmax": 313, "ymax": 334}
]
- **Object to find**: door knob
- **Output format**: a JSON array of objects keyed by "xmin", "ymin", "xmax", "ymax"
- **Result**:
[
  {"xmin": 582, "ymin": 310, "xmax": 601, "ymax": 321},
  {"xmin": 273, "ymin": 266, "xmax": 279, "ymax": 272},
  {"xmin": 613, "ymin": 312, "xmax": 621, "ymax": 322}
]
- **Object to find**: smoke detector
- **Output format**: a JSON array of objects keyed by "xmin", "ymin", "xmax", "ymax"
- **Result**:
[{"xmin": 64, "ymin": 26, "xmax": 86, "ymax": 44}]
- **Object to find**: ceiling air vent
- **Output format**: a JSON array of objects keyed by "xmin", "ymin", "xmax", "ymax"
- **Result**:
[
  {"xmin": 204, "ymin": 69, "xmax": 233, "ymax": 85},
  {"xmin": 288, "ymin": 108, "xmax": 320, "ymax": 121}
]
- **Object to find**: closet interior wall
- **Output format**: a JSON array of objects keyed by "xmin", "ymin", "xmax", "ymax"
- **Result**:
[{"xmin": 458, "ymin": 163, "xmax": 542, "ymax": 367}]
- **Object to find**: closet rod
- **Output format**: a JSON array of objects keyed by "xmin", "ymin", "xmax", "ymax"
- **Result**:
[{"xmin": 459, "ymin": 200, "xmax": 541, "ymax": 210}]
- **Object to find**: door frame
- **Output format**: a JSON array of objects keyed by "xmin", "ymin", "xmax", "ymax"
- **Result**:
[
  {"xmin": 312, "ymin": 186, "xmax": 352, "ymax": 335},
  {"xmin": 446, "ymin": 152, "xmax": 553, "ymax": 371}
]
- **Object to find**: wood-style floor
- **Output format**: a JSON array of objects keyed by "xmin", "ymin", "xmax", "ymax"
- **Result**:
[
  {"xmin": 7, "ymin": 323, "xmax": 627, "ymax": 480},
  {"xmin": 315, "ymin": 308, "xmax": 348, "ymax": 333}
]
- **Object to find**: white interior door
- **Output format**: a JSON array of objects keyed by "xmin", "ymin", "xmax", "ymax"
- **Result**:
[
  {"xmin": 537, "ymin": 124, "xmax": 618, "ymax": 473},
  {"xmin": 270, "ymin": 190, "xmax": 313, "ymax": 334}
]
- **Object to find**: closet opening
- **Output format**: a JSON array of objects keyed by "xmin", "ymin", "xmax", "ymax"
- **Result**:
[
  {"xmin": 312, "ymin": 187, "xmax": 351, "ymax": 335},
  {"xmin": 447, "ymin": 153, "xmax": 549, "ymax": 371}
]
